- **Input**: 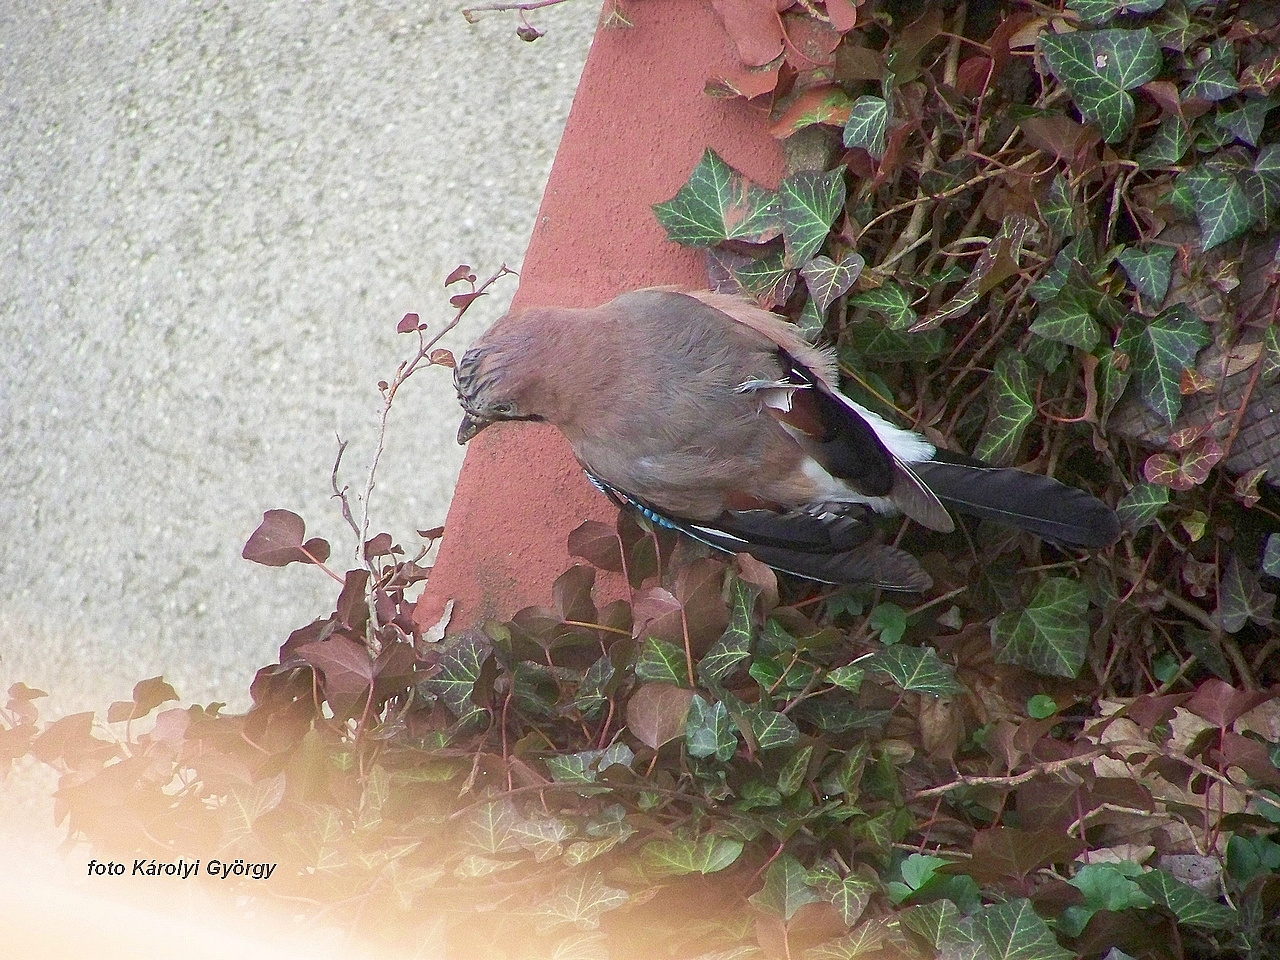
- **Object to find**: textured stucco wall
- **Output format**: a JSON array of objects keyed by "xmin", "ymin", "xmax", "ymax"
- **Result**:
[{"xmin": 0, "ymin": 0, "xmax": 601, "ymax": 713}]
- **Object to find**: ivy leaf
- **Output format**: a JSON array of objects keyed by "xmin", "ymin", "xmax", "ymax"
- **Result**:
[
  {"xmin": 1039, "ymin": 175, "xmax": 1077, "ymax": 235},
  {"xmin": 749, "ymin": 853, "xmax": 822, "ymax": 921},
  {"xmin": 841, "ymin": 320, "xmax": 947, "ymax": 363},
  {"xmin": 921, "ymin": 214, "xmax": 1034, "ymax": 329},
  {"xmin": 653, "ymin": 148, "xmax": 781, "ymax": 247},
  {"xmin": 1135, "ymin": 870, "xmax": 1238, "ymax": 930},
  {"xmin": 1243, "ymin": 143, "xmax": 1280, "ymax": 226},
  {"xmin": 1137, "ymin": 117, "xmax": 1190, "ymax": 169},
  {"xmin": 698, "ymin": 577, "xmax": 755, "ymax": 684},
  {"xmin": 1116, "ymin": 245, "xmax": 1175, "ymax": 303},
  {"xmin": 464, "ymin": 799, "xmax": 522, "ymax": 854},
  {"xmin": 991, "ymin": 578, "xmax": 1091, "ymax": 679},
  {"xmin": 1142, "ymin": 439, "xmax": 1223, "ymax": 490},
  {"xmin": 1115, "ymin": 481, "xmax": 1170, "ymax": 531},
  {"xmin": 420, "ymin": 633, "xmax": 490, "ymax": 719},
  {"xmin": 642, "ymin": 834, "xmax": 744, "ymax": 877},
  {"xmin": 1067, "ymin": 0, "xmax": 1165, "ymax": 26},
  {"xmin": 685, "ymin": 695, "xmax": 737, "ymax": 761},
  {"xmin": 843, "ymin": 95, "xmax": 888, "ymax": 158},
  {"xmin": 1118, "ymin": 305, "xmax": 1211, "ymax": 424},
  {"xmin": 827, "ymin": 663, "xmax": 865, "ymax": 693},
  {"xmin": 801, "ymin": 252, "xmax": 865, "ymax": 312},
  {"xmin": 1031, "ymin": 280, "xmax": 1103, "ymax": 350},
  {"xmin": 974, "ymin": 350, "xmax": 1034, "ymax": 466},
  {"xmin": 902, "ymin": 900, "xmax": 962, "ymax": 948},
  {"xmin": 1263, "ymin": 534, "xmax": 1280, "ymax": 578},
  {"xmin": 742, "ymin": 703, "xmax": 800, "ymax": 750},
  {"xmin": 847, "ymin": 281, "xmax": 916, "ymax": 329},
  {"xmin": 626, "ymin": 683, "xmax": 695, "ymax": 749},
  {"xmin": 806, "ymin": 864, "xmax": 876, "ymax": 926},
  {"xmin": 1216, "ymin": 98, "xmax": 1275, "ymax": 147},
  {"xmin": 708, "ymin": 247, "xmax": 797, "ymax": 309},
  {"xmin": 635, "ymin": 636, "xmax": 689, "ymax": 686},
  {"xmin": 968, "ymin": 898, "xmax": 1074, "ymax": 960},
  {"xmin": 1040, "ymin": 28, "xmax": 1161, "ymax": 143},
  {"xmin": 1181, "ymin": 163, "xmax": 1257, "ymax": 250},
  {"xmin": 780, "ymin": 167, "xmax": 847, "ymax": 267},
  {"xmin": 1264, "ymin": 323, "xmax": 1280, "ymax": 384},
  {"xmin": 1215, "ymin": 553, "xmax": 1277, "ymax": 633},
  {"xmin": 1185, "ymin": 39, "xmax": 1238, "ymax": 102},
  {"xmin": 865, "ymin": 645, "xmax": 962, "ymax": 698},
  {"xmin": 535, "ymin": 874, "xmax": 629, "ymax": 932}
]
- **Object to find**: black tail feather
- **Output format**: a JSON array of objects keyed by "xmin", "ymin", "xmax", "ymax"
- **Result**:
[{"xmin": 912, "ymin": 460, "xmax": 1119, "ymax": 549}]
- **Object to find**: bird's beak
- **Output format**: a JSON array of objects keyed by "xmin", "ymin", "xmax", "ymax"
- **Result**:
[{"xmin": 457, "ymin": 411, "xmax": 490, "ymax": 444}]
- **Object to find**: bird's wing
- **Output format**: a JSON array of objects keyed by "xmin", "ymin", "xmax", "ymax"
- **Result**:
[
  {"xmin": 583, "ymin": 470, "xmax": 932, "ymax": 591},
  {"xmin": 756, "ymin": 352, "xmax": 955, "ymax": 533}
]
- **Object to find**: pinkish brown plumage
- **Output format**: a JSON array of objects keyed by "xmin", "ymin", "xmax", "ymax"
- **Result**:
[{"xmin": 455, "ymin": 288, "xmax": 1119, "ymax": 589}]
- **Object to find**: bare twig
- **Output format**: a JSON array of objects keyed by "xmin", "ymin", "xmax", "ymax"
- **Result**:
[{"xmin": 462, "ymin": 0, "xmax": 571, "ymax": 20}]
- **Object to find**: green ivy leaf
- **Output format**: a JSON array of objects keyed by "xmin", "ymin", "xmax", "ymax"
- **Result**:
[
  {"xmin": 641, "ymin": 834, "xmax": 744, "ymax": 877},
  {"xmin": 1264, "ymin": 323, "xmax": 1280, "ymax": 383},
  {"xmin": 1137, "ymin": 117, "xmax": 1190, "ymax": 169},
  {"xmin": 464, "ymin": 799, "xmax": 522, "ymax": 854},
  {"xmin": 1243, "ymin": 143, "xmax": 1280, "ymax": 225},
  {"xmin": 968, "ymin": 898, "xmax": 1074, "ymax": 960},
  {"xmin": 1116, "ymin": 245, "xmax": 1175, "ymax": 303},
  {"xmin": 1067, "ymin": 0, "xmax": 1165, "ymax": 26},
  {"xmin": 1263, "ymin": 534, "xmax": 1280, "ymax": 578},
  {"xmin": 1185, "ymin": 39, "xmax": 1238, "ymax": 102},
  {"xmin": 420, "ymin": 633, "xmax": 490, "ymax": 719},
  {"xmin": 715, "ymin": 247, "xmax": 797, "ymax": 307},
  {"xmin": 1040, "ymin": 28, "xmax": 1161, "ymax": 142},
  {"xmin": 1115, "ymin": 481, "xmax": 1170, "ymax": 531},
  {"xmin": 1135, "ymin": 869, "xmax": 1238, "ymax": 930},
  {"xmin": 1182, "ymin": 164, "xmax": 1257, "ymax": 250},
  {"xmin": 573, "ymin": 653, "xmax": 615, "ymax": 715},
  {"xmin": 1215, "ymin": 553, "xmax": 1276, "ymax": 633},
  {"xmin": 698, "ymin": 578, "xmax": 755, "ymax": 684},
  {"xmin": 842, "ymin": 95, "xmax": 888, "ymax": 158},
  {"xmin": 1027, "ymin": 694, "xmax": 1059, "ymax": 719},
  {"xmin": 806, "ymin": 864, "xmax": 876, "ymax": 926},
  {"xmin": 535, "ymin": 873, "xmax": 629, "ymax": 932},
  {"xmin": 974, "ymin": 350, "xmax": 1034, "ymax": 466},
  {"xmin": 685, "ymin": 695, "xmax": 737, "ymax": 761},
  {"xmin": 801, "ymin": 252, "xmax": 865, "ymax": 312},
  {"xmin": 635, "ymin": 636, "xmax": 689, "ymax": 686},
  {"xmin": 1117, "ymin": 304, "xmax": 1211, "ymax": 424},
  {"xmin": 902, "ymin": 900, "xmax": 962, "ymax": 948},
  {"xmin": 841, "ymin": 320, "xmax": 947, "ymax": 362},
  {"xmin": 1216, "ymin": 98, "xmax": 1275, "ymax": 147},
  {"xmin": 865, "ymin": 645, "xmax": 962, "ymax": 698},
  {"xmin": 1031, "ymin": 281, "xmax": 1103, "ymax": 350},
  {"xmin": 1039, "ymin": 175, "xmax": 1077, "ymax": 235},
  {"xmin": 1096, "ymin": 345, "xmax": 1132, "ymax": 425},
  {"xmin": 827, "ymin": 662, "xmax": 865, "ymax": 693},
  {"xmin": 991, "ymin": 577, "xmax": 1091, "ymax": 679},
  {"xmin": 652, "ymin": 148, "xmax": 781, "ymax": 247},
  {"xmin": 749, "ymin": 853, "xmax": 822, "ymax": 921},
  {"xmin": 1149, "ymin": 0, "xmax": 1205, "ymax": 52},
  {"xmin": 780, "ymin": 167, "xmax": 847, "ymax": 267},
  {"xmin": 777, "ymin": 744, "xmax": 814, "ymax": 796},
  {"xmin": 743, "ymin": 703, "xmax": 801, "ymax": 750},
  {"xmin": 847, "ymin": 281, "xmax": 917, "ymax": 330}
]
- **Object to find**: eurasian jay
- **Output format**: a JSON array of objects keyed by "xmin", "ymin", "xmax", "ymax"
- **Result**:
[{"xmin": 455, "ymin": 289, "xmax": 1119, "ymax": 590}]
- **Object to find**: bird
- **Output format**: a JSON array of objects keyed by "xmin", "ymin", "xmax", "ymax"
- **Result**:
[{"xmin": 454, "ymin": 288, "xmax": 1120, "ymax": 591}]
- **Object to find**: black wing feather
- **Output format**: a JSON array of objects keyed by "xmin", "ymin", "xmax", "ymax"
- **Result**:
[{"xmin": 584, "ymin": 471, "xmax": 931, "ymax": 591}]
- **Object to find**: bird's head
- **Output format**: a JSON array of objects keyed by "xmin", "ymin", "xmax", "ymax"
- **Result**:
[{"xmin": 454, "ymin": 341, "xmax": 544, "ymax": 444}]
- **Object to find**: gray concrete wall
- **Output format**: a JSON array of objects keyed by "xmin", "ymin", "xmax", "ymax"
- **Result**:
[{"xmin": 0, "ymin": 0, "xmax": 602, "ymax": 713}]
